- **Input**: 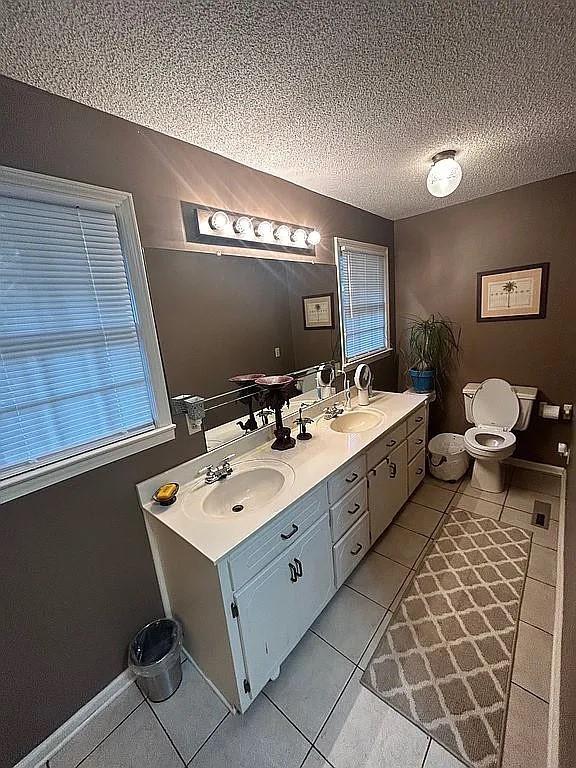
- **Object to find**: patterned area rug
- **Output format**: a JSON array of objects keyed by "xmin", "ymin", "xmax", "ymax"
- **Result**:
[{"xmin": 361, "ymin": 508, "xmax": 531, "ymax": 768}]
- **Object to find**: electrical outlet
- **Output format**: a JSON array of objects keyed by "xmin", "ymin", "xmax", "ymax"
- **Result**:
[{"xmin": 274, "ymin": 347, "xmax": 281, "ymax": 358}]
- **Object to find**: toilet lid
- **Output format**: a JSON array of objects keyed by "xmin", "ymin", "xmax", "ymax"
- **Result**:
[{"xmin": 471, "ymin": 378, "xmax": 519, "ymax": 430}]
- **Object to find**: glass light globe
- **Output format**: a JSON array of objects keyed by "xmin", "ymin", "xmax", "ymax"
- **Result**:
[
  {"xmin": 291, "ymin": 228, "xmax": 307, "ymax": 247},
  {"xmin": 307, "ymin": 230, "xmax": 321, "ymax": 246},
  {"xmin": 274, "ymin": 224, "xmax": 291, "ymax": 243},
  {"xmin": 233, "ymin": 216, "xmax": 252, "ymax": 235},
  {"xmin": 426, "ymin": 152, "xmax": 462, "ymax": 198},
  {"xmin": 209, "ymin": 211, "xmax": 229, "ymax": 230},
  {"xmin": 255, "ymin": 220, "xmax": 273, "ymax": 238}
]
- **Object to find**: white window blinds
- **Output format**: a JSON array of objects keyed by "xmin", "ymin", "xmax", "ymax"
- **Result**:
[
  {"xmin": 0, "ymin": 195, "xmax": 157, "ymax": 481},
  {"xmin": 337, "ymin": 242, "xmax": 390, "ymax": 367}
]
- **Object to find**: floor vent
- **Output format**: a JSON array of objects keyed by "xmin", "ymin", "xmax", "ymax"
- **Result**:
[{"xmin": 531, "ymin": 500, "xmax": 551, "ymax": 529}]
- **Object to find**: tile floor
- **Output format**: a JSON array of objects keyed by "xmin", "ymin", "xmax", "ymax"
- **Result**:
[{"xmin": 47, "ymin": 467, "xmax": 561, "ymax": 768}]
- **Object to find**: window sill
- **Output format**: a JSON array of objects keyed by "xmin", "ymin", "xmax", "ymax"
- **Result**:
[
  {"xmin": 342, "ymin": 347, "xmax": 394, "ymax": 374},
  {"xmin": 0, "ymin": 424, "xmax": 176, "ymax": 504}
]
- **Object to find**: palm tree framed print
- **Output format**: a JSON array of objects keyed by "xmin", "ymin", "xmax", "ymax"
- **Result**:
[{"xmin": 476, "ymin": 263, "xmax": 550, "ymax": 321}]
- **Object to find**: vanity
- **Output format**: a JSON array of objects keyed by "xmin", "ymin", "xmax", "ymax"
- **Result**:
[{"xmin": 138, "ymin": 391, "xmax": 428, "ymax": 713}]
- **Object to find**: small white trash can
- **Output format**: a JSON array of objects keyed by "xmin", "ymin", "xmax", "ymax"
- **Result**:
[{"xmin": 427, "ymin": 433, "xmax": 469, "ymax": 483}]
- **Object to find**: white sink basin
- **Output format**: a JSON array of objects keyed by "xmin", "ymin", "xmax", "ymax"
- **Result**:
[
  {"xmin": 199, "ymin": 460, "xmax": 295, "ymax": 518},
  {"xmin": 330, "ymin": 409, "xmax": 383, "ymax": 434}
]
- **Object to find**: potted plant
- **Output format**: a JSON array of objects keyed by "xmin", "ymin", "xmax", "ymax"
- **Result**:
[{"xmin": 405, "ymin": 314, "xmax": 461, "ymax": 394}]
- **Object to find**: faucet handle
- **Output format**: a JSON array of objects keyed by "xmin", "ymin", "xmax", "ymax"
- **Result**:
[{"xmin": 198, "ymin": 464, "xmax": 215, "ymax": 477}]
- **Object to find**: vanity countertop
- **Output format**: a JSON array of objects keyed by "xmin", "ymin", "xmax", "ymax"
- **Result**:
[{"xmin": 138, "ymin": 390, "xmax": 427, "ymax": 564}]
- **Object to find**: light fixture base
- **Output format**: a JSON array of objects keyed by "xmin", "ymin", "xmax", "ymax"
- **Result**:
[{"xmin": 431, "ymin": 149, "xmax": 456, "ymax": 164}]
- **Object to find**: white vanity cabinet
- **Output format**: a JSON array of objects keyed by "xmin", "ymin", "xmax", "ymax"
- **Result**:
[{"xmin": 144, "ymin": 397, "xmax": 428, "ymax": 716}]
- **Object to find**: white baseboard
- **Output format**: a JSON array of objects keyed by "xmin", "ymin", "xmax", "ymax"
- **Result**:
[
  {"xmin": 14, "ymin": 668, "xmax": 135, "ymax": 768},
  {"xmin": 505, "ymin": 457, "xmax": 565, "ymax": 476}
]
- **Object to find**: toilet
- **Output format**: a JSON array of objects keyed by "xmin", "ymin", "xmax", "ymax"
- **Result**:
[{"xmin": 462, "ymin": 379, "xmax": 537, "ymax": 493}]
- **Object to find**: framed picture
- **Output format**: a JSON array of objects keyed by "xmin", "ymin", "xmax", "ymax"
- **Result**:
[
  {"xmin": 477, "ymin": 263, "xmax": 550, "ymax": 322},
  {"xmin": 302, "ymin": 293, "xmax": 335, "ymax": 330}
]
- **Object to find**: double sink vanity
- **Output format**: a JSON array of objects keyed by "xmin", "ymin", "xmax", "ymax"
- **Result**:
[{"xmin": 138, "ymin": 389, "xmax": 428, "ymax": 713}]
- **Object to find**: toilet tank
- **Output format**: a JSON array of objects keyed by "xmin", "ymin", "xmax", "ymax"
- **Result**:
[{"xmin": 463, "ymin": 382, "xmax": 538, "ymax": 430}]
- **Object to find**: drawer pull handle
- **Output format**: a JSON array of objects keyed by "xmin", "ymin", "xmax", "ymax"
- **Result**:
[
  {"xmin": 415, "ymin": 416, "xmax": 423, "ymax": 423},
  {"xmin": 294, "ymin": 558, "xmax": 303, "ymax": 577},
  {"xmin": 415, "ymin": 438, "xmax": 424, "ymax": 445},
  {"xmin": 416, "ymin": 468, "xmax": 423, "ymax": 475},
  {"xmin": 345, "ymin": 472, "xmax": 359, "ymax": 484},
  {"xmin": 281, "ymin": 524, "xmax": 299, "ymax": 540},
  {"xmin": 350, "ymin": 543, "xmax": 363, "ymax": 556},
  {"xmin": 289, "ymin": 562, "xmax": 298, "ymax": 582},
  {"xmin": 386, "ymin": 439, "xmax": 396, "ymax": 447},
  {"xmin": 389, "ymin": 462, "xmax": 397, "ymax": 479},
  {"xmin": 347, "ymin": 503, "xmax": 361, "ymax": 515}
]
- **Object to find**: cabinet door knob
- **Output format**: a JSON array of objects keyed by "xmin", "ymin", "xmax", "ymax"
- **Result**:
[
  {"xmin": 386, "ymin": 439, "xmax": 396, "ymax": 447},
  {"xmin": 350, "ymin": 543, "xmax": 363, "ymax": 556},
  {"xmin": 415, "ymin": 416, "xmax": 423, "ymax": 423},
  {"xmin": 281, "ymin": 523, "xmax": 298, "ymax": 540},
  {"xmin": 345, "ymin": 472, "xmax": 359, "ymax": 484},
  {"xmin": 416, "ymin": 468, "xmax": 423, "ymax": 475},
  {"xmin": 294, "ymin": 558, "xmax": 303, "ymax": 577},
  {"xmin": 415, "ymin": 438, "xmax": 423, "ymax": 445},
  {"xmin": 347, "ymin": 503, "xmax": 361, "ymax": 515},
  {"xmin": 389, "ymin": 462, "xmax": 397, "ymax": 479},
  {"xmin": 289, "ymin": 562, "xmax": 298, "ymax": 582}
]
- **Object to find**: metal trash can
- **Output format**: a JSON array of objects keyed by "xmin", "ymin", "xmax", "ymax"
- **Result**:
[{"xmin": 129, "ymin": 618, "xmax": 183, "ymax": 702}]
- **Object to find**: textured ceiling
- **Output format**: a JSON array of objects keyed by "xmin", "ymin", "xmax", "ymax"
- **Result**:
[{"xmin": 1, "ymin": 1, "xmax": 575, "ymax": 219}]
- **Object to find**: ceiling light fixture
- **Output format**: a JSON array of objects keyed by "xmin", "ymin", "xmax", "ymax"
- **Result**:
[
  {"xmin": 208, "ymin": 210, "xmax": 230, "ymax": 230},
  {"xmin": 291, "ymin": 228, "xmax": 308, "ymax": 246},
  {"xmin": 255, "ymin": 220, "xmax": 274, "ymax": 239},
  {"xmin": 426, "ymin": 150, "xmax": 462, "ymax": 198},
  {"xmin": 307, "ymin": 230, "xmax": 321, "ymax": 246}
]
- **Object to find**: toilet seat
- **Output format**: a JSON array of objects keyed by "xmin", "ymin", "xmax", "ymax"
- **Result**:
[
  {"xmin": 471, "ymin": 378, "xmax": 519, "ymax": 430},
  {"xmin": 464, "ymin": 426, "xmax": 516, "ymax": 454}
]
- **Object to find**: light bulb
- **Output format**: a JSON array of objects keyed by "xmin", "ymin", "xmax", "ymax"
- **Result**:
[
  {"xmin": 426, "ymin": 151, "xmax": 462, "ymax": 198},
  {"xmin": 208, "ymin": 211, "xmax": 229, "ymax": 231},
  {"xmin": 274, "ymin": 224, "xmax": 291, "ymax": 243},
  {"xmin": 255, "ymin": 220, "xmax": 273, "ymax": 238},
  {"xmin": 233, "ymin": 216, "xmax": 252, "ymax": 235},
  {"xmin": 307, "ymin": 230, "xmax": 321, "ymax": 246},
  {"xmin": 291, "ymin": 228, "xmax": 307, "ymax": 247}
]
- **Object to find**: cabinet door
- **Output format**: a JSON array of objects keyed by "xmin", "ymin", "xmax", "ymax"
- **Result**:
[
  {"xmin": 234, "ymin": 514, "xmax": 333, "ymax": 697},
  {"xmin": 368, "ymin": 441, "xmax": 408, "ymax": 541}
]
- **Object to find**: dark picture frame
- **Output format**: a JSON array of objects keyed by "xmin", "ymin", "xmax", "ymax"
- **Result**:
[
  {"xmin": 302, "ymin": 292, "xmax": 335, "ymax": 330},
  {"xmin": 476, "ymin": 263, "xmax": 550, "ymax": 322}
]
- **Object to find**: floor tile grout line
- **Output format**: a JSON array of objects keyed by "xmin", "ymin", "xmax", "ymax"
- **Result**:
[
  {"xmin": 185, "ymin": 711, "xmax": 230, "ymax": 766},
  {"xmin": 518, "ymin": 617, "xmax": 554, "ymax": 637},
  {"xmin": 73, "ymin": 698, "xmax": 146, "ymax": 768},
  {"xmin": 145, "ymin": 699, "xmax": 187, "ymax": 766},
  {"xmin": 310, "ymin": 666, "xmax": 357, "ymax": 757},
  {"xmin": 524, "ymin": 572, "xmax": 557, "ymax": 588},
  {"xmin": 510, "ymin": 680, "xmax": 550, "ymax": 706},
  {"xmin": 308, "ymin": 627, "xmax": 359, "ymax": 665},
  {"xmin": 419, "ymin": 738, "xmax": 432, "ymax": 768},
  {"xmin": 345, "ymin": 582, "xmax": 396, "ymax": 610},
  {"xmin": 394, "ymin": 520, "xmax": 440, "ymax": 538},
  {"xmin": 371, "ymin": 546, "xmax": 427, "ymax": 571},
  {"xmin": 261, "ymin": 689, "xmax": 316, "ymax": 746}
]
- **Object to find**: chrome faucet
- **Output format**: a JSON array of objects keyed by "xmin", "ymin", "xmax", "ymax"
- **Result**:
[
  {"xmin": 199, "ymin": 454, "xmax": 235, "ymax": 484},
  {"xmin": 323, "ymin": 403, "xmax": 344, "ymax": 420},
  {"xmin": 344, "ymin": 375, "xmax": 352, "ymax": 410}
]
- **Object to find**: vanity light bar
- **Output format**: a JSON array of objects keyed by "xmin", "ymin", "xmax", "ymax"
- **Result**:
[{"xmin": 196, "ymin": 206, "xmax": 321, "ymax": 250}]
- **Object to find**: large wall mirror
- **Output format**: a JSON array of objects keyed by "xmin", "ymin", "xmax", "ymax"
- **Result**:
[{"xmin": 146, "ymin": 248, "xmax": 343, "ymax": 452}]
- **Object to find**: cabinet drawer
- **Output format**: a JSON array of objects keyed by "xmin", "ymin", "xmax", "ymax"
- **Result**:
[
  {"xmin": 333, "ymin": 511, "xmax": 370, "ymax": 589},
  {"xmin": 407, "ymin": 405, "xmax": 427, "ymax": 435},
  {"xmin": 330, "ymin": 479, "xmax": 367, "ymax": 542},
  {"xmin": 328, "ymin": 454, "xmax": 366, "ymax": 505},
  {"xmin": 407, "ymin": 423, "xmax": 426, "ymax": 462},
  {"xmin": 408, "ymin": 449, "xmax": 426, "ymax": 496},
  {"xmin": 228, "ymin": 482, "xmax": 328, "ymax": 590},
  {"xmin": 367, "ymin": 422, "xmax": 407, "ymax": 470}
]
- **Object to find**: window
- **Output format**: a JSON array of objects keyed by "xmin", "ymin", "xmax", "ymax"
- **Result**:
[
  {"xmin": 0, "ymin": 167, "xmax": 174, "ymax": 502},
  {"xmin": 335, "ymin": 238, "xmax": 391, "ymax": 372}
]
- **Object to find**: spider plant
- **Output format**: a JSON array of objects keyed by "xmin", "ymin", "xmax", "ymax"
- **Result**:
[{"xmin": 405, "ymin": 314, "xmax": 461, "ymax": 393}]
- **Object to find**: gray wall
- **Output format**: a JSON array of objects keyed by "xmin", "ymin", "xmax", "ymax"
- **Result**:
[
  {"xmin": 394, "ymin": 173, "xmax": 576, "ymax": 466},
  {"xmin": 0, "ymin": 75, "xmax": 395, "ymax": 767}
]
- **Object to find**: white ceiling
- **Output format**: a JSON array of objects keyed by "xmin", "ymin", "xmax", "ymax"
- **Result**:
[{"xmin": 1, "ymin": 1, "xmax": 575, "ymax": 219}]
